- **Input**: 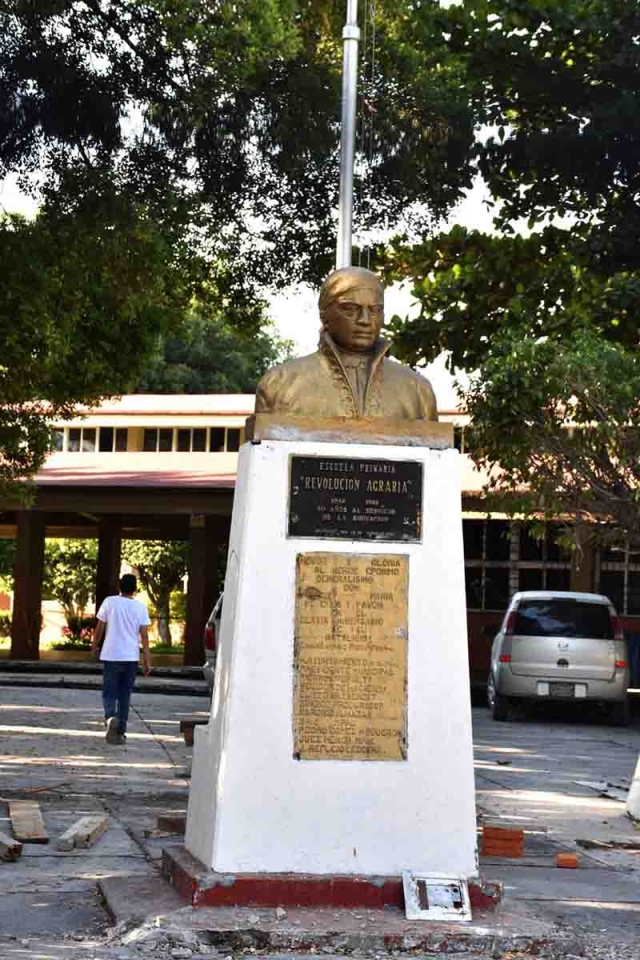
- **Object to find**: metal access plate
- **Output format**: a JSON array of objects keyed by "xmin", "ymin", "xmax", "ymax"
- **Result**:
[{"xmin": 402, "ymin": 871, "xmax": 472, "ymax": 922}]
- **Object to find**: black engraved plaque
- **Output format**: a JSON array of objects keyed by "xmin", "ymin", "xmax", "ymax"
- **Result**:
[{"xmin": 288, "ymin": 455, "xmax": 422, "ymax": 542}]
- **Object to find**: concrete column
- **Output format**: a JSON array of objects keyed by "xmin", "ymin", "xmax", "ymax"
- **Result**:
[
  {"xmin": 184, "ymin": 514, "xmax": 229, "ymax": 667},
  {"xmin": 10, "ymin": 511, "xmax": 45, "ymax": 660},
  {"xmin": 571, "ymin": 523, "xmax": 595, "ymax": 593},
  {"xmin": 95, "ymin": 520, "xmax": 122, "ymax": 614}
]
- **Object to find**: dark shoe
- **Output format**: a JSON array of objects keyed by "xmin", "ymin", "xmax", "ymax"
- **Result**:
[
  {"xmin": 114, "ymin": 734, "xmax": 127, "ymax": 745},
  {"xmin": 105, "ymin": 717, "xmax": 120, "ymax": 744}
]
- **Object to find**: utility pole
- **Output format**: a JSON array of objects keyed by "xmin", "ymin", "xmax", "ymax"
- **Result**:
[{"xmin": 336, "ymin": 0, "xmax": 360, "ymax": 269}]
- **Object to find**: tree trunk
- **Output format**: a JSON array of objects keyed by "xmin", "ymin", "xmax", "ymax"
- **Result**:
[{"xmin": 156, "ymin": 591, "xmax": 172, "ymax": 646}]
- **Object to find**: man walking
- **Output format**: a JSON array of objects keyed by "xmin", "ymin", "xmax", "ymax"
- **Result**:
[{"xmin": 92, "ymin": 574, "xmax": 151, "ymax": 745}]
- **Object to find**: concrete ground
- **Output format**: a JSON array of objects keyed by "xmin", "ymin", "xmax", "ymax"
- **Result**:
[{"xmin": 0, "ymin": 680, "xmax": 639, "ymax": 959}]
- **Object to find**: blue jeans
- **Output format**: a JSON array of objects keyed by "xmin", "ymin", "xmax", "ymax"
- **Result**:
[{"xmin": 102, "ymin": 661, "xmax": 138, "ymax": 734}]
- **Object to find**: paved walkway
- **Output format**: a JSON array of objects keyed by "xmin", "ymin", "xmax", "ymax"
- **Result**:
[{"xmin": 0, "ymin": 682, "xmax": 639, "ymax": 959}]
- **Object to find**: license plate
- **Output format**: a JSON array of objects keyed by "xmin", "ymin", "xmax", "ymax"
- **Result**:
[{"xmin": 549, "ymin": 682, "xmax": 575, "ymax": 698}]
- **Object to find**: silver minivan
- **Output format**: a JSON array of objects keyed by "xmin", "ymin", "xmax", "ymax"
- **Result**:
[{"xmin": 488, "ymin": 591, "xmax": 629, "ymax": 725}]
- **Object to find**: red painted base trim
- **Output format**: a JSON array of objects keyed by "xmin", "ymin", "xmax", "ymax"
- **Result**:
[{"xmin": 162, "ymin": 846, "xmax": 501, "ymax": 912}]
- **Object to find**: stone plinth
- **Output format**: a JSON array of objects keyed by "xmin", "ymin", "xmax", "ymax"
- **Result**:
[
  {"xmin": 163, "ymin": 847, "xmax": 501, "ymax": 911},
  {"xmin": 184, "ymin": 434, "xmax": 476, "ymax": 881}
]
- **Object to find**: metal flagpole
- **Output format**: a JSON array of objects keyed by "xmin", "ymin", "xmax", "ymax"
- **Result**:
[{"xmin": 336, "ymin": 0, "xmax": 360, "ymax": 269}]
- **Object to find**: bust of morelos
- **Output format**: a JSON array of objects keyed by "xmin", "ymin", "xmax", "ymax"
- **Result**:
[{"xmin": 255, "ymin": 267, "xmax": 438, "ymax": 420}]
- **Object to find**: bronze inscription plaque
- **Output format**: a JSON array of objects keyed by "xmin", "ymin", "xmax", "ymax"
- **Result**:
[{"xmin": 293, "ymin": 552, "xmax": 408, "ymax": 761}]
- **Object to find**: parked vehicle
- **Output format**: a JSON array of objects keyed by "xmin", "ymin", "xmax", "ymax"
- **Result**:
[
  {"xmin": 203, "ymin": 593, "xmax": 223, "ymax": 692},
  {"xmin": 488, "ymin": 591, "xmax": 629, "ymax": 725}
]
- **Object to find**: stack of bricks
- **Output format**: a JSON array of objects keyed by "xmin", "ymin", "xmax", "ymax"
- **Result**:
[{"xmin": 481, "ymin": 823, "xmax": 525, "ymax": 858}]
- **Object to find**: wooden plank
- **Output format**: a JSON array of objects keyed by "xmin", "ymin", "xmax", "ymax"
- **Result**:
[
  {"xmin": 0, "ymin": 830, "xmax": 22, "ymax": 861},
  {"xmin": 178, "ymin": 717, "xmax": 209, "ymax": 731},
  {"xmin": 9, "ymin": 801, "xmax": 49, "ymax": 844},
  {"xmin": 179, "ymin": 717, "xmax": 209, "ymax": 746},
  {"xmin": 56, "ymin": 815, "xmax": 109, "ymax": 851},
  {"xmin": 156, "ymin": 814, "xmax": 187, "ymax": 835}
]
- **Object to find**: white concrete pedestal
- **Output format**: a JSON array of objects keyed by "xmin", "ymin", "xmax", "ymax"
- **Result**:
[{"xmin": 185, "ymin": 439, "xmax": 477, "ymax": 879}]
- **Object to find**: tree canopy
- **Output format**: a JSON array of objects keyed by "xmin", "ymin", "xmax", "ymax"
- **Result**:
[
  {"xmin": 465, "ymin": 328, "xmax": 640, "ymax": 550},
  {"xmin": 384, "ymin": 0, "xmax": 640, "ymax": 368},
  {"xmin": 0, "ymin": 0, "xmax": 480, "ymax": 493},
  {"xmin": 382, "ymin": 0, "xmax": 640, "ymax": 543},
  {"xmin": 43, "ymin": 538, "xmax": 97, "ymax": 628},
  {"xmin": 0, "ymin": 0, "xmax": 477, "ymax": 286},
  {"xmin": 0, "ymin": 197, "xmax": 195, "ymax": 497},
  {"xmin": 135, "ymin": 298, "xmax": 290, "ymax": 394}
]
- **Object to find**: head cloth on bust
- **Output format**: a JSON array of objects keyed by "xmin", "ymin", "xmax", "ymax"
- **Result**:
[{"xmin": 318, "ymin": 266, "xmax": 383, "ymax": 319}]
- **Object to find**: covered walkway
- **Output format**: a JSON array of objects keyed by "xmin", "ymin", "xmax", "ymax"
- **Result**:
[{"xmin": 0, "ymin": 395, "xmax": 252, "ymax": 664}]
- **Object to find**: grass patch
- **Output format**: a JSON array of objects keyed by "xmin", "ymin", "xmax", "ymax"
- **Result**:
[{"xmin": 150, "ymin": 643, "xmax": 185, "ymax": 655}]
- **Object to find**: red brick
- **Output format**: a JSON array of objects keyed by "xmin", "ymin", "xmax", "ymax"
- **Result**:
[{"xmin": 556, "ymin": 853, "xmax": 579, "ymax": 869}]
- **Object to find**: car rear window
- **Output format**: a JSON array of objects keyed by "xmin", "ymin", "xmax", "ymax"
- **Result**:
[{"xmin": 514, "ymin": 599, "xmax": 613, "ymax": 639}]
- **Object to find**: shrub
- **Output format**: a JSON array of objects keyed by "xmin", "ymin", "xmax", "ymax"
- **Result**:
[{"xmin": 51, "ymin": 615, "xmax": 94, "ymax": 650}]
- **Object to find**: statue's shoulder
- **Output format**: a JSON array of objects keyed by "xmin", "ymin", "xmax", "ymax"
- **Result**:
[
  {"xmin": 381, "ymin": 357, "xmax": 438, "ymax": 418},
  {"xmin": 255, "ymin": 350, "xmax": 325, "ymax": 412},
  {"xmin": 257, "ymin": 350, "xmax": 322, "ymax": 389}
]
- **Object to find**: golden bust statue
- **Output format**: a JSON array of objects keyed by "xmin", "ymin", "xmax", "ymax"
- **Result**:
[{"xmin": 255, "ymin": 267, "xmax": 438, "ymax": 420}]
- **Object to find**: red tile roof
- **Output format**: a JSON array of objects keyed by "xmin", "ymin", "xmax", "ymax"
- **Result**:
[
  {"xmin": 37, "ymin": 452, "xmax": 238, "ymax": 489},
  {"xmin": 36, "ymin": 450, "xmax": 490, "ymax": 493}
]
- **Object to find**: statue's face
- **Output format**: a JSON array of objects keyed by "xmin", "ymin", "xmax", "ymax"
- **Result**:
[{"xmin": 322, "ymin": 280, "xmax": 384, "ymax": 353}]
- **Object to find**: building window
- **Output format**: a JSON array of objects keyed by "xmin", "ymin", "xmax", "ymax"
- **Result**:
[
  {"xmin": 98, "ymin": 427, "xmax": 128, "ymax": 452},
  {"xmin": 55, "ymin": 424, "xmax": 243, "ymax": 455},
  {"xmin": 599, "ymin": 544, "xmax": 640, "ymax": 615},
  {"xmin": 463, "ymin": 519, "xmax": 511, "ymax": 611},
  {"xmin": 464, "ymin": 519, "xmax": 571, "ymax": 611},
  {"xmin": 67, "ymin": 427, "xmax": 96, "ymax": 452},
  {"xmin": 193, "ymin": 428, "xmax": 207, "ymax": 452},
  {"xmin": 177, "ymin": 428, "xmax": 208, "ymax": 453},
  {"xmin": 209, "ymin": 427, "xmax": 242, "ymax": 452},
  {"xmin": 517, "ymin": 523, "xmax": 571, "ymax": 593},
  {"xmin": 209, "ymin": 428, "xmax": 225, "ymax": 452},
  {"xmin": 226, "ymin": 428, "xmax": 241, "ymax": 452},
  {"xmin": 143, "ymin": 428, "xmax": 173, "ymax": 452}
]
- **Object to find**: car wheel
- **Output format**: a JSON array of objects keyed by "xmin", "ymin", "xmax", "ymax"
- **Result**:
[
  {"xmin": 487, "ymin": 673, "xmax": 510, "ymax": 722},
  {"xmin": 609, "ymin": 698, "xmax": 629, "ymax": 727}
]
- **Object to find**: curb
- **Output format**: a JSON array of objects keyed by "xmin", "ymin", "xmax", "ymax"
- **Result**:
[
  {"xmin": 0, "ymin": 659, "xmax": 205, "ymax": 678},
  {"xmin": 0, "ymin": 675, "xmax": 209, "ymax": 697}
]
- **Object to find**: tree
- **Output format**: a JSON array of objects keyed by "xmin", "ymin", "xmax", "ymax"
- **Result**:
[
  {"xmin": 384, "ymin": 224, "xmax": 640, "ymax": 373},
  {"xmin": 0, "ymin": 194, "xmax": 198, "ymax": 498},
  {"xmin": 383, "ymin": 0, "xmax": 640, "ymax": 371},
  {"xmin": 0, "ymin": 1, "xmax": 477, "ymax": 287},
  {"xmin": 43, "ymin": 539, "xmax": 98, "ymax": 637},
  {"xmin": 122, "ymin": 540, "xmax": 189, "ymax": 646},
  {"xmin": 379, "ymin": 1, "xmax": 640, "ymax": 548},
  {"xmin": 463, "ymin": 328, "xmax": 640, "ymax": 551},
  {"xmin": 0, "ymin": 1, "xmax": 480, "ymax": 493},
  {"xmin": 136, "ymin": 302, "xmax": 291, "ymax": 394}
]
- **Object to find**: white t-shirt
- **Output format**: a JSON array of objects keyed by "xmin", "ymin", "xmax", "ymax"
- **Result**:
[{"xmin": 97, "ymin": 595, "xmax": 151, "ymax": 662}]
